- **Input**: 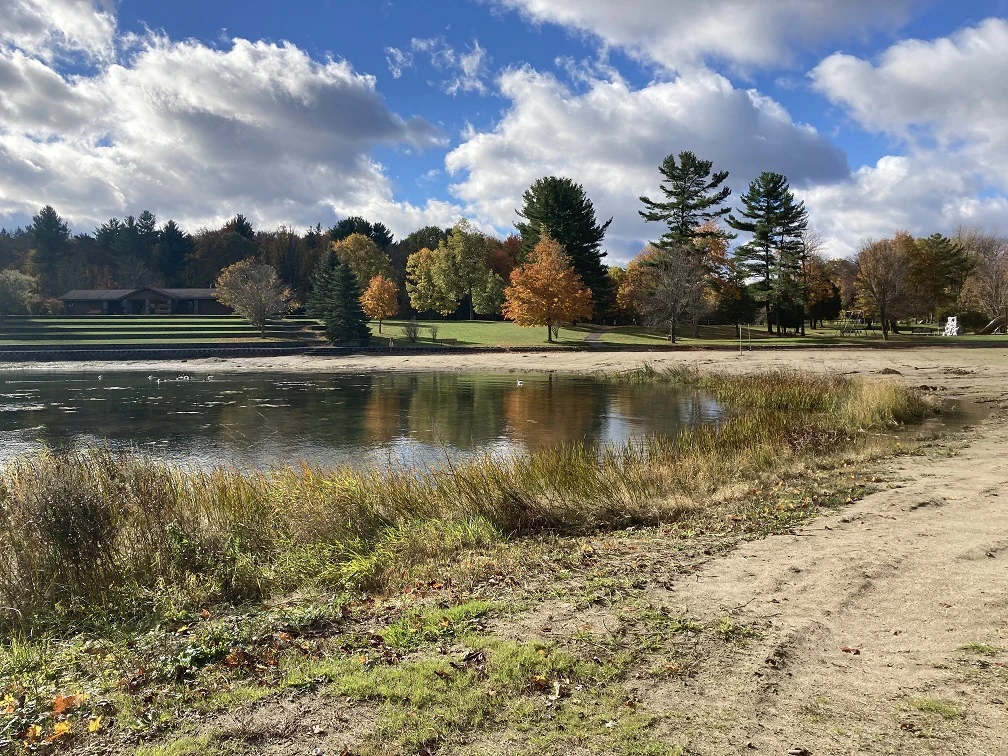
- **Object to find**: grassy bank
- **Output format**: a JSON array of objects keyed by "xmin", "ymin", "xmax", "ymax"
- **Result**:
[
  {"xmin": 0, "ymin": 368, "xmax": 931, "ymax": 630},
  {"xmin": 0, "ymin": 368, "xmax": 935, "ymax": 754}
]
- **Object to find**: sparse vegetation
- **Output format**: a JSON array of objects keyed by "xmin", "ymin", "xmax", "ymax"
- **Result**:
[{"xmin": 0, "ymin": 368, "xmax": 938, "ymax": 754}]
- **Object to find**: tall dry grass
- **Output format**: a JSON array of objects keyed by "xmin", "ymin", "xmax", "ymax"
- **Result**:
[{"xmin": 0, "ymin": 369, "xmax": 932, "ymax": 629}]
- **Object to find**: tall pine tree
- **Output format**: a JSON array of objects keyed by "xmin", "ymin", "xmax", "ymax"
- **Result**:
[
  {"xmin": 515, "ymin": 177, "xmax": 612, "ymax": 320},
  {"xmin": 727, "ymin": 172, "xmax": 807, "ymax": 333},
  {"xmin": 638, "ymin": 151, "xmax": 732, "ymax": 248}
]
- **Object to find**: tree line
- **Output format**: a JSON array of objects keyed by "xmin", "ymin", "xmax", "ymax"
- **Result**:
[{"xmin": 3, "ymin": 158, "xmax": 1007, "ymax": 341}]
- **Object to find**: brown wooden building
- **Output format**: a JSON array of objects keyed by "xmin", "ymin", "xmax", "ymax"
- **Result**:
[{"xmin": 58, "ymin": 288, "xmax": 232, "ymax": 316}]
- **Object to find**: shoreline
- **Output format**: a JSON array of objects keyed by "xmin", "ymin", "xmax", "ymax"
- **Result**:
[{"xmin": 1, "ymin": 346, "xmax": 1007, "ymax": 403}]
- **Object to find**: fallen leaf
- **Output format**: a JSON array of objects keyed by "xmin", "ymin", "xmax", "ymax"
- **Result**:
[
  {"xmin": 23, "ymin": 724, "xmax": 43, "ymax": 742},
  {"xmin": 88, "ymin": 716, "xmax": 103, "ymax": 733},
  {"xmin": 46, "ymin": 722, "xmax": 72, "ymax": 742},
  {"xmin": 841, "ymin": 646, "xmax": 861, "ymax": 655}
]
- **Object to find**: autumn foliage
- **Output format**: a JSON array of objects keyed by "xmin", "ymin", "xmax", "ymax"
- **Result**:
[
  {"xmin": 502, "ymin": 233, "xmax": 593, "ymax": 342},
  {"xmin": 360, "ymin": 274, "xmax": 399, "ymax": 333}
]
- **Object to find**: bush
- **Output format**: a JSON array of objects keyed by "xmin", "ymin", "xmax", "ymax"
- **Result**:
[{"xmin": 403, "ymin": 318, "xmax": 420, "ymax": 343}]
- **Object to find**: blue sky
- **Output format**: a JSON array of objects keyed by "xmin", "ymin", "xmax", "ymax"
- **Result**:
[{"xmin": 1, "ymin": 0, "xmax": 1007, "ymax": 262}]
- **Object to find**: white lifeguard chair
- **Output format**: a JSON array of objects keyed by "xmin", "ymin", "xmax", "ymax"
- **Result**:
[{"xmin": 942, "ymin": 316, "xmax": 961, "ymax": 337}]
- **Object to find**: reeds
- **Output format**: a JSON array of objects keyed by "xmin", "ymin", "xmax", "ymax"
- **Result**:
[{"xmin": 0, "ymin": 369, "xmax": 932, "ymax": 629}]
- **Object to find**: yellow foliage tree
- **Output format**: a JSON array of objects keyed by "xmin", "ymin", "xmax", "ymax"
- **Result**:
[
  {"xmin": 360, "ymin": 274, "xmax": 399, "ymax": 334},
  {"xmin": 502, "ymin": 232, "xmax": 593, "ymax": 342}
]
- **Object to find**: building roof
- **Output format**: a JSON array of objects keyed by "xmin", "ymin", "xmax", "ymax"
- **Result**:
[{"xmin": 59, "ymin": 287, "xmax": 218, "ymax": 301}]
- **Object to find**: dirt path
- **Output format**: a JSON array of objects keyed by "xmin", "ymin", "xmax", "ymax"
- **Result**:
[
  {"xmin": 649, "ymin": 412, "xmax": 1008, "ymax": 755},
  {"xmin": 20, "ymin": 346, "xmax": 1006, "ymax": 754}
]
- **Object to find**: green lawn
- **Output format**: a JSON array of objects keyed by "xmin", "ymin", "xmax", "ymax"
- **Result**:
[
  {"xmin": 0, "ymin": 315, "xmax": 1002, "ymax": 350},
  {"xmin": 368, "ymin": 319, "xmax": 597, "ymax": 347}
]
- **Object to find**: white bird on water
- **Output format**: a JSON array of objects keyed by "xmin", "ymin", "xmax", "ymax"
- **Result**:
[{"xmin": 516, "ymin": 380, "xmax": 523, "ymax": 386}]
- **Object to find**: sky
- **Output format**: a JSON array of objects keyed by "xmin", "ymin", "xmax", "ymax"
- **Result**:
[{"xmin": 1, "ymin": 0, "xmax": 1007, "ymax": 263}]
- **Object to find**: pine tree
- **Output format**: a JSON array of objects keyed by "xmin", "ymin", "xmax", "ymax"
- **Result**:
[
  {"xmin": 727, "ymin": 172, "xmax": 807, "ymax": 333},
  {"xmin": 516, "ymin": 177, "xmax": 612, "ymax": 319},
  {"xmin": 308, "ymin": 252, "xmax": 370, "ymax": 343},
  {"xmin": 638, "ymin": 152, "xmax": 732, "ymax": 249}
]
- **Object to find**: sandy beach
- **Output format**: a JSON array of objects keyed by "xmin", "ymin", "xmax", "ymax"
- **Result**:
[{"xmin": 3, "ymin": 345, "xmax": 1008, "ymax": 404}]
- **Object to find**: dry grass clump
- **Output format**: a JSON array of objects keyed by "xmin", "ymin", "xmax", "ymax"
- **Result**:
[{"xmin": 0, "ymin": 369, "xmax": 931, "ymax": 629}]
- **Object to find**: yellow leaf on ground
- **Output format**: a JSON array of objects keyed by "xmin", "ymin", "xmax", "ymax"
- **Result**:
[
  {"xmin": 47, "ymin": 722, "xmax": 72, "ymax": 742},
  {"xmin": 24, "ymin": 724, "xmax": 43, "ymax": 741},
  {"xmin": 88, "ymin": 716, "xmax": 103, "ymax": 733}
]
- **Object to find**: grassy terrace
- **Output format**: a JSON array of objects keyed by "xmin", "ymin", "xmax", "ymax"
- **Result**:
[
  {"xmin": 0, "ymin": 316, "xmax": 1003, "ymax": 349},
  {"xmin": 0, "ymin": 368, "xmax": 937, "ymax": 755},
  {"xmin": 0, "ymin": 316, "xmax": 317, "ymax": 347}
]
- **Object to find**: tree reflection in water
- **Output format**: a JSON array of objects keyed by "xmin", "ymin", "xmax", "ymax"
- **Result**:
[{"xmin": 0, "ymin": 372, "xmax": 724, "ymax": 470}]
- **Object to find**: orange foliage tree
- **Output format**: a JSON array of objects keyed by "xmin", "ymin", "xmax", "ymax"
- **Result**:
[
  {"xmin": 502, "ymin": 232, "xmax": 593, "ymax": 342},
  {"xmin": 360, "ymin": 274, "xmax": 399, "ymax": 334}
]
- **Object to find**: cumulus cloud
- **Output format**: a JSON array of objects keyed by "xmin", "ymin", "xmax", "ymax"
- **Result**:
[
  {"xmin": 445, "ymin": 65, "xmax": 848, "ymax": 261},
  {"xmin": 0, "ymin": 0, "xmax": 117, "ymax": 62},
  {"xmin": 805, "ymin": 18, "xmax": 1008, "ymax": 253},
  {"xmin": 0, "ymin": 5, "xmax": 462, "ymax": 237},
  {"xmin": 488, "ymin": 0, "xmax": 915, "ymax": 70}
]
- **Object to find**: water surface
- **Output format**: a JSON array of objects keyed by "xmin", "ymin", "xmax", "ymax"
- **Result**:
[{"xmin": 0, "ymin": 372, "xmax": 724, "ymax": 470}]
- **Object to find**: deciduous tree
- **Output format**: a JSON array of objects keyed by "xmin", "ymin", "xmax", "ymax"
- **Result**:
[
  {"xmin": 332, "ymin": 233, "xmax": 395, "ymax": 290},
  {"xmin": 855, "ymin": 233, "xmax": 914, "ymax": 340},
  {"xmin": 957, "ymin": 228, "xmax": 1008, "ymax": 323},
  {"xmin": 435, "ymin": 219, "xmax": 491, "ymax": 319},
  {"xmin": 628, "ymin": 244, "xmax": 707, "ymax": 343},
  {"xmin": 0, "ymin": 270, "xmax": 40, "ymax": 318},
  {"xmin": 360, "ymin": 274, "xmax": 399, "ymax": 333},
  {"xmin": 516, "ymin": 177, "xmax": 612, "ymax": 317},
  {"xmin": 406, "ymin": 247, "xmax": 457, "ymax": 316},
  {"xmin": 502, "ymin": 233, "xmax": 593, "ymax": 342},
  {"xmin": 214, "ymin": 259, "xmax": 296, "ymax": 336}
]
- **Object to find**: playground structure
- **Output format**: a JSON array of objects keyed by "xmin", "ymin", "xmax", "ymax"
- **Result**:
[{"xmin": 977, "ymin": 315, "xmax": 1007, "ymax": 335}]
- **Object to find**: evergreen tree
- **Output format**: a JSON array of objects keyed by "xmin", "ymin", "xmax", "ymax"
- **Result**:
[
  {"xmin": 727, "ymin": 172, "xmax": 807, "ymax": 333},
  {"xmin": 27, "ymin": 205, "xmax": 70, "ymax": 294},
  {"xmin": 516, "ymin": 176, "xmax": 612, "ymax": 319},
  {"xmin": 639, "ymin": 151, "xmax": 732, "ymax": 248},
  {"xmin": 309, "ymin": 252, "xmax": 370, "ymax": 344},
  {"xmin": 330, "ymin": 216, "xmax": 394, "ymax": 250}
]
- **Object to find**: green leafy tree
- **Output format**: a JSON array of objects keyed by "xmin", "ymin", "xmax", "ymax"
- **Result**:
[
  {"xmin": 639, "ymin": 152, "xmax": 732, "ymax": 248},
  {"xmin": 332, "ymin": 233, "xmax": 395, "ymax": 290},
  {"xmin": 473, "ymin": 271, "xmax": 506, "ymax": 317},
  {"xmin": 727, "ymin": 172, "xmax": 808, "ymax": 333},
  {"xmin": 435, "ymin": 219, "xmax": 491, "ymax": 319},
  {"xmin": 0, "ymin": 270, "xmax": 40, "ymax": 318},
  {"xmin": 516, "ymin": 177, "xmax": 612, "ymax": 318},
  {"xmin": 406, "ymin": 247, "xmax": 457, "ymax": 316}
]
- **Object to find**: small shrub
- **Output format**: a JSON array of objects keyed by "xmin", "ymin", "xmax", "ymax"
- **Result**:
[
  {"xmin": 428, "ymin": 324, "xmax": 439, "ymax": 343},
  {"xmin": 402, "ymin": 318, "xmax": 420, "ymax": 343}
]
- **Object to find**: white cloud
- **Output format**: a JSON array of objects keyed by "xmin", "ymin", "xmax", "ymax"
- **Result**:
[
  {"xmin": 489, "ymin": 0, "xmax": 915, "ymax": 70},
  {"xmin": 0, "ymin": 0, "xmax": 117, "ymax": 62},
  {"xmin": 384, "ymin": 45, "xmax": 412, "ymax": 79},
  {"xmin": 406, "ymin": 37, "xmax": 490, "ymax": 95},
  {"xmin": 0, "ymin": 5, "xmax": 464, "ymax": 239},
  {"xmin": 806, "ymin": 18, "xmax": 1008, "ymax": 254},
  {"xmin": 445, "ymin": 65, "xmax": 848, "ymax": 262},
  {"xmin": 800, "ymin": 155, "xmax": 1008, "ymax": 256}
]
